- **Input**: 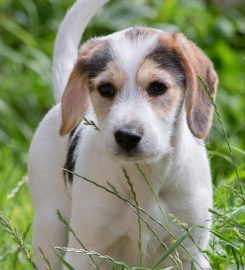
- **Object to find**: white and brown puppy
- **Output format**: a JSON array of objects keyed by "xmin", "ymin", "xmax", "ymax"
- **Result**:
[{"xmin": 29, "ymin": 0, "xmax": 218, "ymax": 269}]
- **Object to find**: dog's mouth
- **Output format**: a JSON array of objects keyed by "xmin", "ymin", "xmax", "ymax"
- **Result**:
[
  {"xmin": 113, "ymin": 149, "xmax": 162, "ymax": 163},
  {"xmin": 115, "ymin": 151, "xmax": 143, "ymax": 161}
]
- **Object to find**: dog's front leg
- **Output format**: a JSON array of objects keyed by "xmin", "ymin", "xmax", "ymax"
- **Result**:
[
  {"xmin": 62, "ymin": 178, "xmax": 138, "ymax": 270},
  {"xmin": 178, "ymin": 225, "xmax": 212, "ymax": 270}
]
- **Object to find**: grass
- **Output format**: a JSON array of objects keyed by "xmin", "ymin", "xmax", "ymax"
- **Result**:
[{"xmin": 0, "ymin": 0, "xmax": 244, "ymax": 269}]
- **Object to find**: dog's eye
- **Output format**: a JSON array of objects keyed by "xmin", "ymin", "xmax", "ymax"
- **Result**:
[
  {"xmin": 98, "ymin": 83, "xmax": 116, "ymax": 98},
  {"xmin": 148, "ymin": 81, "xmax": 168, "ymax": 96}
]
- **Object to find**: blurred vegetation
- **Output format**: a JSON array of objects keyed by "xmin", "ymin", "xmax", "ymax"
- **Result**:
[{"xmin": 0, "ymin": 0, "xmax": 244, "ymax": 269}]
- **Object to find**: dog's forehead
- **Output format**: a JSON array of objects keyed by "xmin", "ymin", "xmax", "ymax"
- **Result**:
[
  {"xmin": 86, "ymin": 27, "xmax": 185, "ymax": 87},
  {"xmin": 93, "ymin": 27, "xmax": 183, "ymax": 82},
  {"xmin": 108, "ymin": 27, "xmax": 160, "ymax": 73}
]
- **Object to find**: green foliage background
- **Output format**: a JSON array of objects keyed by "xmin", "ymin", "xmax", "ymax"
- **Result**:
[{"xmin": 0, "ymin": 0, "xmax": 244, "ymax": 269}]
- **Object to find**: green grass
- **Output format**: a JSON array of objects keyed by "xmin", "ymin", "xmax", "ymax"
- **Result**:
[{"xmin": 0, "ymin": 0, "xmax": 244, "ymax": 269}]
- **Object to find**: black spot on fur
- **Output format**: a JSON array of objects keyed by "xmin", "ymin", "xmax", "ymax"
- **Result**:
[
  {"xmin": 146, "ymin": 43, "xmax": 186, "ymax": 86},
  {"xmin": 87, "ymin": 44, "xmax": 114, "ymax": 79},
  {"xmin": 63, "ymin": 127, "xmax": 82, "ymax": 184}
]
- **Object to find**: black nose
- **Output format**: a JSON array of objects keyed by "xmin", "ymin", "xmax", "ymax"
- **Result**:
[{"xmin": 114, "ymin": 129, "xmax": 142, "ymax": 151}]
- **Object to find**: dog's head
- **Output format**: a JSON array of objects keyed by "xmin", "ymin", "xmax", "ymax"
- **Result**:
[{"xmin": 60, "ymin": 27, "xmax": 218, "ymax": 161}]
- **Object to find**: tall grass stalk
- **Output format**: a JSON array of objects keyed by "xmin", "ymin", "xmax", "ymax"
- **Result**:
[
  {"xmin": 39, "ymin": 248, "xmax": 54, "ymax": 270},
  {"xmin": 152, "ymin": 229, "xmax": 191, "ymax": 269},
  {"xmin": 135, "ymin": 164, "xmax": 169, "ymax": 229},
  {"xmin": 198, "ymin": 76, "xmax": 244, "ymax": 204},
  {"xmin": 55, "ymin": 247, "xmax": 130, "ymax": 269},
  {"xmin": 7, "ymin": 176, "xmax": 28, "ymax": 200},
  {"xmin": 56, "ymin": 210, "xmax": 99, "ymax": 269},
  {"xmin": 0, "ymin": 211, "xmax": 37, "ymax": 270},
  {"xmin": 123, "ymin": 168, "xmax": 143, "ymax": 267}
]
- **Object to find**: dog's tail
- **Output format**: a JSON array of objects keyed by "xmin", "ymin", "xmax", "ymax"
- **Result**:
[{"xmin": 52, "ymin": 0, "xmax": 108, "ymax": 103}]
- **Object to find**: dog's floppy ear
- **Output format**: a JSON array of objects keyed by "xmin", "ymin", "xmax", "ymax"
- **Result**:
[
  {"xmin": 60, "ymin": 39, "xmax": 106, "ymax": 136},
  {"xmin": 60, "ymin": 60, "xmax": 89, "ymax": 136},
  {"xmin": 173, "ymin": 33, "xmax": 218, "ymax": 138}
]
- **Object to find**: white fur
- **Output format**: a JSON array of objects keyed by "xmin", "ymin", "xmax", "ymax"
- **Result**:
[{"xmin": 29, "ymin": 1, "xmax": 213, "ymax": 269}]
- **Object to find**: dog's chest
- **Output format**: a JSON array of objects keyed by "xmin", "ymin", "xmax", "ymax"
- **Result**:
[{"xmin": 71, "ymin": 135, "xmax": 170, "ymax": 258}]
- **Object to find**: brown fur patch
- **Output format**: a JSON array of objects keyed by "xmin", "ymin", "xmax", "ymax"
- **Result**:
[
  {"xmin": 90, "ymin": 61, "xmax": 126, "ymax": 92},
  {"xmin": 136, "ymin": 58, "xmax": 184, "ymax": 118},
  {"xmin": 146, "ymin": 40, "xmax": 185, "ymax": 87},
  {"xmin": 90, "ymin": 61, "xmax": 127, "ymax": 120}
]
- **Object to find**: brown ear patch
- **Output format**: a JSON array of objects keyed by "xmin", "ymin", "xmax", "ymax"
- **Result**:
[
  {"xmin": 60, "ymin": 39, "xmax": 112, "ymax": 136},
  {"xmin": 60, "ymin": 67, "xmax": 89, "ymax": 136},
  {"xmin": 174, "ymin": 33, "xmax": 218, "ymax": 138},
  {"xmin": 157, "ymin": 33, "xmax": 218, "ymax": 138}
]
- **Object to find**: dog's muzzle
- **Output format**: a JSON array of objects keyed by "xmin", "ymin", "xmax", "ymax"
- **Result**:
[{"xmin": 114, "ymin": 128, "xmax": 142, "ymax": 152}]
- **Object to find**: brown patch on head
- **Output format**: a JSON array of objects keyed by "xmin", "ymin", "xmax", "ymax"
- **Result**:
[
  {"xmin": 136, "ymin": 58, "xmax": 184, "ymax": 118},
  {"xmin": 134, "ymin": 36, "xmax": 187, "ymax": 118},
  {"xmin": 125, "ymin": 26, "xmax": 157, "ymax": 40},
  {"xmin": 89, "ymin": 61, "xmax": 127, "ymax": 120},
  {"xmin": 146, "ymin": 40, "xmax": 186, "ymax": 87},
  {"xmin": 90, "ymin": 61, "xmax": 126, "ymax": 92},
  {"xmin": 60, "ymin": 39, "xmax": 113, "ymax": 135}
]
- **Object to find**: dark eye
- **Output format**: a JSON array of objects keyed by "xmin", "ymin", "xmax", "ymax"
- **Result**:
[
  {"xmin": 148, "ymin": 81, "xmax": 168, "ymax": 96},
  {"xmin": 98, "ymin": 83, "xmax": 116, "ymax": 98}
]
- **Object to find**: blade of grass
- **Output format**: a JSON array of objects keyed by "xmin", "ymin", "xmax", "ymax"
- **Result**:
[
  {"xmin": 209, "ymin": 208, "xmax": 244, "ymax": 230},
  {"xmin": 152, "ymin": 229, "xmax": 192, "ymax": 269},
  {"xmin": 123, "ymin": 168, "xmax": 142, "ymax": 267},
  {"xmin": 136, "ymin": 164, "xmax": 170, "ymax": 229},
  {"xmin": 210, "ymin": 231, "xmax": 240, "ymax": 249},
  {"xmin": 12, "ymin": 222, "xmax": 32, "ymax": 269},
  {"xmin": 55, "ymin": 247, "xmax": 129, "ymax": 269},
  {"xmin": 231, "ymin": 246, "xmax": 240, "ymax": 270},
  {"xmin": 56, "ymin": 210, "xmax": 99, "ymax": 270},
  {"xmin": 7, "ymin": 176, "xmax": 28, "ymax": 199},
  {"xmin": 53, "ymin": 249, "xmax": 76, "ymax": 270},
  {"xmin": 83, "ymin": 118, "xmax": 100, "ymax": 131},
  {"xmin": 39, "ymin": 248, "xmax": 54, "ymax": 270}
]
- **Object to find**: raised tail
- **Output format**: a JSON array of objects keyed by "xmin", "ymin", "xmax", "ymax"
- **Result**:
[{"xmin": 52, "ymin": 0, "xmax": 108, "ymax": 103}]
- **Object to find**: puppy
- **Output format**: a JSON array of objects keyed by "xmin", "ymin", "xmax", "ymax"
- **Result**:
[{"xmin": 29, "ymin": 0, "xmax": 218, "ymax": 269}]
